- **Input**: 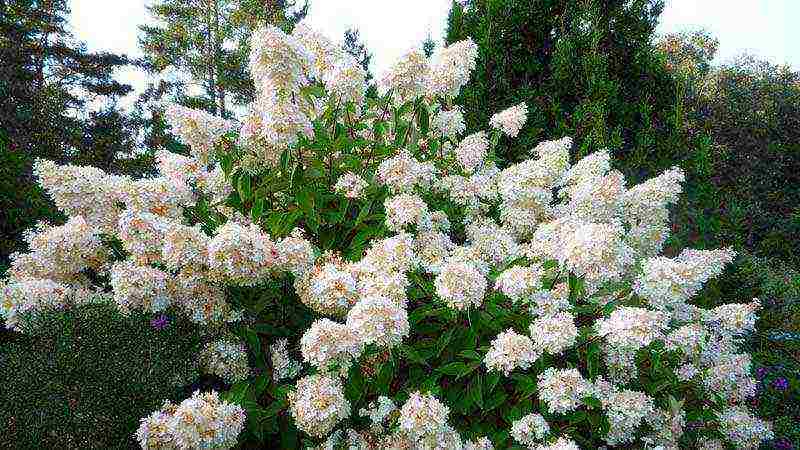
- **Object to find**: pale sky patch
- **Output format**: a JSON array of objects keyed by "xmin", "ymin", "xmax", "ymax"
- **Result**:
[{"xmin": 68, "ymin": 0, "xmax": 798, "ymax": 110}]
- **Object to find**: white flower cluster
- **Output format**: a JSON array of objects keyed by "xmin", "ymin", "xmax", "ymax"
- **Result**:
[
  {"xmin": 634, "ymin": 248, "xmax": 736, "ymax": 312},
  {"xmin": 455, "ymin": 131, "xmax": 490, "ymax": 173},
  {"xmin": 334, "ymin": 172, "xmax": 369, "ymax": 199},
  {"xmin": 8, "ymin": 215, "xmax": 104, "ymax": 283},
  {"xmin": 537, "ymin": 368, "xmax": 594, "ymax": 414},
  {"xmin": 434, "ymin": 260, "xmax": 487, "ymax": 310},
  {"xmin": 136, "ymin": 390, "xmax": 246, "ymax": 450},
  {"xmin": 164, "ymin": 104, "xmax": 233, "ymax": 164},
  {"xmin": 270, "ymin": 338, "xmax": 302, "ymax": 381},
  {"xmin": 426, "ymin": 38, "xmax": 478, "ymax": 98},
  {"xmin": 288, "ymin": 374, "xmax": 351, "ymax": 438},
  {"xmin": 0, "ymin": 278, "xmax": 85, "ymax": 330},
  {"xmin": 33, "ymin": 159, "xmax": 128, "ymax": 233},
  {"xmin": 199, "ymin": 338, "xmax": 251, "ymax": 384},
  {"xmin": 595, "ymin": 383, "xmax": 656, "ymax": 445},
  {"xmin": 301, "ymin": 318, "xmax": 362, "ymax": 374},
  {"xmin": 490, "ymin": 103, "xmax": 528, "ymax": 137},
  {"xmin": 717, "ymin": 406, "xmax": 774, "ymax": 450},
  {"xmin": 484, "ymin": 329, "xmax": 539, "ymax": 375},
  {"xmin": 384, "ymin": 193, "xmax": 431, "ymax": 232},
  {"xmin": 433, "ymin": 107, "xmax": 466, "ymax": 138},
  {"xmin": 511, "ymin": 413, "xmax": 550, "ymax": 446}
]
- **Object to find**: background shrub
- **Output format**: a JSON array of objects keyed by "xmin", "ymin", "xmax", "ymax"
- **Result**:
[{"xmin": 0, "ymin": 302, "xmax": 201, "ymax": 449}]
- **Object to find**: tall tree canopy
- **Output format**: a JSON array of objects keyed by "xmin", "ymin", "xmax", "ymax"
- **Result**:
[
  {"xmin": 445, "ymin": 0, "xmax": 684, "ymax": 177},
  {"xmin": 0, "ymin": 0, "xmax": 137, "ymax": 271},
  {"xmin": 139, "ymin": 0, "xmax": 308, "ymax": 117}
]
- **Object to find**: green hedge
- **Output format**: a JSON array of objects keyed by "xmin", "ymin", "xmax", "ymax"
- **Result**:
[{"xmin": 0, "ymin": 302, "xmax": 201, "ymax": 449}]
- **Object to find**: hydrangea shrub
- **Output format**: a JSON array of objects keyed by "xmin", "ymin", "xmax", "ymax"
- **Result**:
[{"xmin": 1, "ymin": 21, "xmax": 773, "ymax": 450}]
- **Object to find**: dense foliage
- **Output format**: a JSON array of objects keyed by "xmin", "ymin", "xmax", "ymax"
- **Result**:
[
  {"xmin": 1, "ymin": 21, "xmax": 777, "ymax": 450},
  {"xmin": 661, "ymin": 33, "xmax": 800, "ymax": 263},
  {"xmin": 443, "ymin": 0, "xmax": 681, "ymax": 168},
  {"xmin": 0, "ymin": 301, "xmax": 201, "ymax": 449}
]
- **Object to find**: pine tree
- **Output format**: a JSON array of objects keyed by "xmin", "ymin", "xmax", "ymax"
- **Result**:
[
  {"xmin": 139, "ymin": 0, "xmax": 308, "ymax": 117},
  {"xmin": 422, "ymin": 33, "xmax": 436, "ymax": 58},
  {"xmin": 343, "ymin": 27, "xmax": 373, "ymax": 82},
  {"xmin": 0, "ymin": 0, "xmax": 137, "ymax": 271}
]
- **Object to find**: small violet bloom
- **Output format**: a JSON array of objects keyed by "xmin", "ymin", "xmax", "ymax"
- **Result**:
[
  {"xmin": 151, "ymin": 314, "xmax": 170, "ymax": 330},
  {"xmin": 773, "ymin": 377, "xmax": 789, "ymax": 391}
]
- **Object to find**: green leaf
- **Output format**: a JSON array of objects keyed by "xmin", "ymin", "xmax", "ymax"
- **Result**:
[
  {"xmin": 458, "ymin": 349, "xmax": 481, "ymax": 360},
  {"xmin": 434, "ymin": 328, "xmax": 455, "ymax": 358},
  {"xmin": 417, "ymin": 103, "xmax": 430, "ymax": 135},
  {"xmin": 251, "ymin": 197, "xmax": 265, "ymax": 221},
  {"xmin": 354, "ymin": 201, "xmax": 373, "ymax": 227},
  {"xmin": 437, "ymin": 362, "xmax": 469, "ymax": 376},
  {"xmin": 587, "ymin": 341, "xmax": 601, "ymax": 379},
  {"xmin": 376, "ymin": 359, "xmax": 395, "ymax": 394},
  {"xmin": 468, "ymin": 374, "xmax": 484, "ymax": 409},
  {"xmin": 237, "ymin": 173, "xmax": 252, "ymax": 202},
  {"xmin": 224, "ymin": 382, "xmax": 250, "ymax": 406},
  {"xmin": 254, "ymin": 373, "xmax": 270, "ymax": 396},
  {"xmin": 399, "ymin": 344, "xmax": 429, "ymax": 366}
]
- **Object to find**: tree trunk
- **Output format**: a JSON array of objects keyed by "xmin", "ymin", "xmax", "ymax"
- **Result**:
[{"xmin": 213, "ymin": 0, "xmax": 226, "ymax": 116}]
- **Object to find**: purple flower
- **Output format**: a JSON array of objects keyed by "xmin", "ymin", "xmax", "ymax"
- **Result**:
[
  {"xmin": 151, "ymin": 314, "xmax": 170, "ymax": 330},
  {"xmin": 756, "ymin": 366, "xmax": 769, "ymax": 380},
  {"xmin": 773, "ymin": 377, "xmax": 790, "ymax": 391},
  {"xmin": 774, "ymin": 437, "xmax": 794, "ymax": 450}
]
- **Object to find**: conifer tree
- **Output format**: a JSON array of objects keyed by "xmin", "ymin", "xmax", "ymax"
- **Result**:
[{"xmin": 139, "ymin": 0, "xmax": 308, "ymax": 117}]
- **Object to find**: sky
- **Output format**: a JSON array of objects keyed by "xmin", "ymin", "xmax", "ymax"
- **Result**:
[{"xmin": 68, "ymin": 0, "xmax": 799, "ymax": 110}]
